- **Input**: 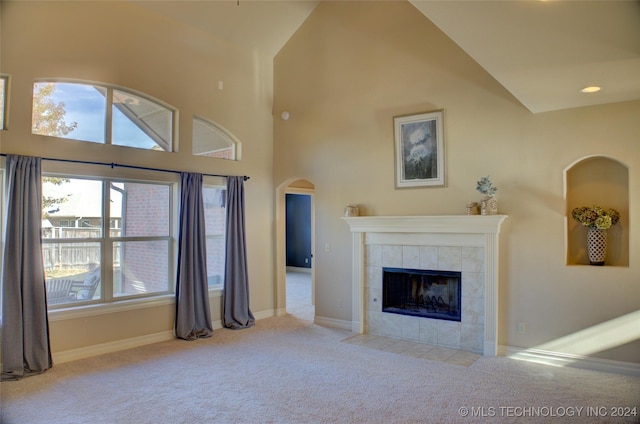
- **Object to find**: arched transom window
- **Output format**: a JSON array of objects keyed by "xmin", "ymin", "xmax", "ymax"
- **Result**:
[
  {"xmin": 192, "ymin": 116, "xmax": 240, "ymax": 161},
  {"xmin": 32, "ymin": 81, "xmax": 176, "ymax": 152}
]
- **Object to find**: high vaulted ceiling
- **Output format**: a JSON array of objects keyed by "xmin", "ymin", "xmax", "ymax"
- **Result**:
[
  {"xmin": 410, "ymin": 1, "xmax": 640, "ymax": 113},
  {"xmin": 134, "ymin": 0, "xmax": 640, "ymax": 114}
]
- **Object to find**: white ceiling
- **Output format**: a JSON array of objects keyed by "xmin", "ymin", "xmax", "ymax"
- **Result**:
[
  {"xmin": 410, "ymin": 0, "xmax": 640, "ymax": 113},
  {"xmin": 131, "ymin": 0, "xmax": 320, "ymax": 58},
  {"xmin": 134, "ymin": 0, "xmax": 640, "ymax": 114}
]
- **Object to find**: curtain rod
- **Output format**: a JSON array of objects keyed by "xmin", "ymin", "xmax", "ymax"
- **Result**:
[{"xmin": 0, "ymin": 154, "xmax": 250, "ymax": 181}]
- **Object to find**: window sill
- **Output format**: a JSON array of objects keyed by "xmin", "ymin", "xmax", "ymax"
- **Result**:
[{"xmin": 49, "ymin": 288, "xmax": 222, "ymax": 322}]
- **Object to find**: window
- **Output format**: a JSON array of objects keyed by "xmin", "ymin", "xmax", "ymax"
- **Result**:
[
  {"xmin": 192, "ymin": 116, "xmax": 240, "ymax": 160},
  {"xmin": 112, "ymin": 89, "xmax": 173, "ymax": 151},
  {"xmin": 203, "ymin": 186, "xmax": 226, "ymax": 287},
  {"xmin": 32, "ymin": 81, "xmax": 175, "ymax": 151},
  {"xmin": 110, "ymin": 181, "xmax": 172, "ymax": 297},
  {"xmin": 42, "ymin": 176, "xmax": 175, "ymax": 307},
  {"xmin": 42, "ymin": 178, "xmax": 103, "ymax": 306},
  {"xmin": 0, "ymin": 75, "xmax": 8, "ymax": 130}
]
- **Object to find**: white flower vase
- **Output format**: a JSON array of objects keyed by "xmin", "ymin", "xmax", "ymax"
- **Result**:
[
  {"xmin": 587, "ymin": 228, "xmax": 607, "ymax": 266},
  {"xmin": 480, "ymin": 196, "xmax": 498, "ymax": 215}
]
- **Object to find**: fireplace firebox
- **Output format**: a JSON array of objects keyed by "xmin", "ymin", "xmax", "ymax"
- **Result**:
[{"xmin": 382, "ymin": 268, "xmax": 461, "ymax": 322}]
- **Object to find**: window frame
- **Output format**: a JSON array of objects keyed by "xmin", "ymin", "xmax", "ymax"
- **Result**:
[
  {"xmin": 108, "ymin": 179, "xmax": 175, "ymax": 301},
  {"xmin": 40, "ymin": 163, "xmax": 181, "ymax": 316},
  {"xmin": 192, "ymin": 115, "xmax": 241, "ymax": 161},
  {"xmin": 1, "ymin": 161, "xmax": 226, "ymax": 321},
  {"xmin": 0, "ymin": 163, "xmax": 4, "ymax": 319},
  {"xmin": 43, "ymin": 175, "xmax": 176, "ymax": 307},
  {"xmin": 32, "ymin": 79, "xmax": 178, "ymax": 152},
  {"xmin": 202, "ymin": 182, "xmax": 227, "ymax": 291},
  {"xmin": 1, "ymin": 74, "xmax": 9, "ymax": 130}
]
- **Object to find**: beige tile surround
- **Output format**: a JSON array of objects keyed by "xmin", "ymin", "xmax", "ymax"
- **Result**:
[
  {"xmin": 365, "ymin": 244, "xmax": 485, "ymax": 353},
  {"xmin": 342, "ymin": 215, "xmax": 508, "ymax": 357}
]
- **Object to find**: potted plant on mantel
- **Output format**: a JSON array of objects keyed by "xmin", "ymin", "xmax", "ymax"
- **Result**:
[
  {"xmin": 571, "ymin": 205, "xmax": 620, "ymax": 266},
  {"xmin": 476, "ymin": 175, "xmax": 498, "ymax": 215}
]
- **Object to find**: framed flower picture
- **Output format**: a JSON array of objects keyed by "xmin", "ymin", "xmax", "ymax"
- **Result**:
[{"xmin": 393, "ymin": 110, "xmax": 445, "ymax": 188}]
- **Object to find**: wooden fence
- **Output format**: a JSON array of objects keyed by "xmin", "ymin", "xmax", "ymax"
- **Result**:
[{"xmin": 42, "ymin": 227, "xmax": 121, "ymax": 271}]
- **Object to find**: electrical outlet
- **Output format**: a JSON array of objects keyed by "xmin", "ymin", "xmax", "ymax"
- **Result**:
[
  {"xmin": 325, "ymin": 243, "xmax": 330, "ymax": 252},
  {"xmin": 517, "ymin": 322, "xmax": 526, "ymax": 334},
  {"xmin": 337, "ymin": 298, "xmax": 342, "ymax": 309}
]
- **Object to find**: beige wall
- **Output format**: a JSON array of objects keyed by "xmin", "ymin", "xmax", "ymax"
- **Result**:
[
  {"xmin": 1, "ymin": 2, "xmax": 275, "ymax": 353},
  {"xmin": 274, "ymin": 2, "xmax": 639, "ymax": 362},
  {"xmin": 1, "ymin": 0, "xmax": 638, "ymax": 365}
]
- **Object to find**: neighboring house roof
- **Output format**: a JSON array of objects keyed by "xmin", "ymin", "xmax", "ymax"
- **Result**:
[{"xmin": 44, "ymin": 179, "xmax": 122, "ymax": 219}]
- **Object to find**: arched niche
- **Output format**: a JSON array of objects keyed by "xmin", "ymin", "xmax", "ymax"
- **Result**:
[{"xmin": 564, "ymin": 156, "xmax": 629, "ymax": 266}]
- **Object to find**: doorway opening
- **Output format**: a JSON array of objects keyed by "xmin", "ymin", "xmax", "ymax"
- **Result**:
[
  {"xmin": 286, "ymin": 269, "xmax": 313, "ymax": 321},
  {"xmin": 279, "ymin": 179, "xmax": 315, "ymax": 321}
]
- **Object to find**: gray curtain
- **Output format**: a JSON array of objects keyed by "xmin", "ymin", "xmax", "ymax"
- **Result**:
[
  {"xmin": 175, "ymin": 172, "xmax": 213, "ymax": 340},
  {"xmin": 223, "ymin": 176, "xmax": 255, "ymax": 329},
  {"xmin": 1, "ymin": 155, "xmax": 52, "ymax": 380}
]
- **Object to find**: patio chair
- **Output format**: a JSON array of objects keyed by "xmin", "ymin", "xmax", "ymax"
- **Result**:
[
  {"xmin": 70, "ymin": 266, "xmax": 101, "ymax": 300},
  {"xmin": 46, "ymin": 279, "xmax": 75, "ymax": 305}
]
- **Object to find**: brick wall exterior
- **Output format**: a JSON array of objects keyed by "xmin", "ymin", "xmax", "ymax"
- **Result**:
[{"xmin": 120, "ymin": 183, "xmax": 170, "ymax": 294}]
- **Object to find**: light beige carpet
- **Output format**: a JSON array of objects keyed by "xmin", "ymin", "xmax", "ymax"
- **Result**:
[
  {"xmin": 2, "ymin": 274, "xmax": 638, "ymax": 423},
  {"xmin": 3, "ymin": 314, "xmax": 638, "ymax": 424}
]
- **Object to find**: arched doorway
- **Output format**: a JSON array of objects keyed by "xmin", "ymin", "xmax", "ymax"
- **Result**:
[{"xmin": 275, "ymin": 178, "xmax": 315, "ymax": 320}]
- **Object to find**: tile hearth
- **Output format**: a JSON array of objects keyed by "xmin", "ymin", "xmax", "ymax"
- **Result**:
[{"xmin": 342, "ymin": 333, "xmax": 480, "ymax": 367}]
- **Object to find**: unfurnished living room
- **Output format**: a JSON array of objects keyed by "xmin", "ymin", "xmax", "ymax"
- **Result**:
[{"xmin": 1, "ymin": 1, "xmax": 639, "ymax": 423}]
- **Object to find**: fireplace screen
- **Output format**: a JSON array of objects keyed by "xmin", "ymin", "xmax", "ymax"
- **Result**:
[{"xmin": 382, "ymin": 268, "xmax": 461, "ymax": 322}]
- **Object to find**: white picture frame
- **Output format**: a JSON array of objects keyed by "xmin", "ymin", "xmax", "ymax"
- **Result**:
[{"xmin": 394, "ymin": 110, "xmax": 445, "ymax": 188}]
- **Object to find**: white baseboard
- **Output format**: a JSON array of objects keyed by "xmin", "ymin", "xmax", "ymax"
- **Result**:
[
  {"xmin": 253, "ymin": 308, "xmax": 275, "ymax": 320},
  {"xmin": 53, "ymin": 330, "xmax": 175, "ymax": 364},
  {"xmin": 39, "ymin": 321, "xmax": 640, "ymax": 378},
  {"xmin": 53, "ymin": 309, "xmax": 276, "ymax": 364},
  {"xmin": 499, "ymin": 345, "xmax": 640, "ymax": 376},
  {"xmin": 314, "ymin": 315, "xmax": 353, "ymax": 331},
  {"xmin": 286, "ymin": 266, "xmax": 312, "ymax": 273}
]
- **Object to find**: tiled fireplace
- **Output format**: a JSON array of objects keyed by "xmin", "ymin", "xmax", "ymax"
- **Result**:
[
  {"xmin": 343, "ymin": 215, "xmax": 507, "ymax": 356},
  {"xmin": 382, "ymin": 267, "xmax": 462, "ymax": 322}
]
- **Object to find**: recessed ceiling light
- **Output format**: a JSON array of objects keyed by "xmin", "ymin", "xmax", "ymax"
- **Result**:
[{"xmin": 581, "ymin": 86, "xmax": 601, "ymax": 93}]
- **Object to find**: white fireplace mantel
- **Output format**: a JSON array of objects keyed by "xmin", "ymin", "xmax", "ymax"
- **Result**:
[
  {"xmin": 343, "ymin": 215, "xmax": 508, "ymax": 356},
  {"xmin": 343, "ymin": 215, "xmax": 507, "ymax": 234}
]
